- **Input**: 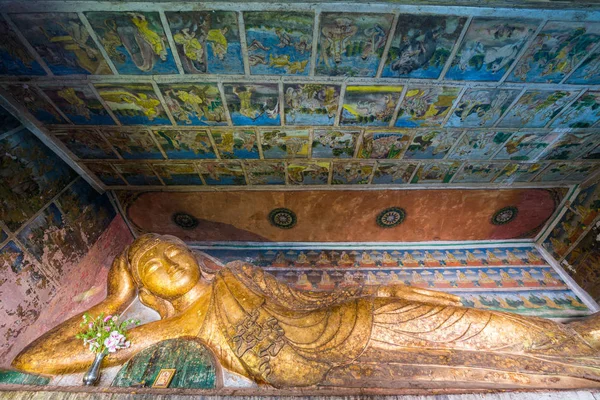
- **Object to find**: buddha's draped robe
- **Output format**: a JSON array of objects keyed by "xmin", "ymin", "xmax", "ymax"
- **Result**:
[{"xmin": 197, "ymin": 262, "xmax": 600, "ymax": 388}]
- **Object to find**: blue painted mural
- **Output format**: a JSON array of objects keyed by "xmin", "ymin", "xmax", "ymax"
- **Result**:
[
  {"xmin": 0, "ymin": 20, "xmax": 45, "ymax": 76},
  {"xmin": 509, "ymin": 21, "xmax": 600, "ymax": 83},
  {"xmin": 245, "ymin": 12, "xmax": 313, "ymax": 76},
  {"xmin": 152, "ymin": 129, "xmax": 217, "ymax": 160},
  {"xmin": 53, "ymin": 128, "xmax": 118, "ymax": 159},
  {"xmin": 165, "ymin": 11, "xmax": 244, "ymax": 75},
  {"xmin": 40, "ymin": 85, "xmax": 114, "ymax": 125},
  {"xmin": 11, "ymin": 13, "xmax": 111, "ymax": 75},
  {"xmin": 85, "ymin": 12, "xmax": 179, "ymax": 75},
  {"xmin": 223, "ymin": 83, "xmax": 280, "ymax": 126},
  {"xmin": 159, "ymin": 83, "xmax": 227, "ymax": 126},
  {"xmin": 317, "ymin": 13, "xmax": 394, "ymax": 77},
  {"xmin": 382, "ymin": 15, "xmax": 466, "ymax": 79},
  {"xmin": 445, "ymin": 18, "xmax": 539, "ymax": 82},
  {"xmin": 95, "ymin": 83, "xmax": 171, "ymax": 126}
]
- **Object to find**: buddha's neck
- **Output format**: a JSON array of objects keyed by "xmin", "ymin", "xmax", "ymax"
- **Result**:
[{"xmin": 171, "ymin": 279, "xmax": 211, "ymax": 312}]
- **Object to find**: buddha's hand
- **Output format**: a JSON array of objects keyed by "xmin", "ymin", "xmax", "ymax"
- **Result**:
[
  {"xmin": 107, "ymin": 252, "xmax": 136, "ymax": 302},
  {"xmin": 377, "ymin": 284, "xmax": 463, "ymax": 307}
]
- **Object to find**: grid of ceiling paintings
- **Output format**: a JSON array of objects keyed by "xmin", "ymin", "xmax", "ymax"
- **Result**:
[{"xmin": 1, "ymin": 7, "xmax": 600, "ymax": 187}]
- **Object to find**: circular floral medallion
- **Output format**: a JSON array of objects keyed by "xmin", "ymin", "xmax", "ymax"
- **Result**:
[
  {"xmin": 268, "ymin": 208, "xmax": 297, "ymax": 229},
  {"xmin": 172, "ymin": 212, "xmax": 198, "ymax": 230},
  {"xmin": 491, "ymin": 206, "xmax": 518, "ymax": 225},
  {"xmin": 376, "ymin": 207, "xmax": 406, "ymax": 228}
]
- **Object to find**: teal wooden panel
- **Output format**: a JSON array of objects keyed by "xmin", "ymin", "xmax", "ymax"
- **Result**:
[
  {"xmin": 0, "ymin": 369, "xmax": 50, "ymax": 385},
  {"xmin": 111, "ymin": 338, "xmax": 217, "ymax": 389}
]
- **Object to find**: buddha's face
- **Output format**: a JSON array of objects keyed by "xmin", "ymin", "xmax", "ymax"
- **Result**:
[{"xmin": 137, "ymin": 241, "xmax": 201, "ymax": 299}]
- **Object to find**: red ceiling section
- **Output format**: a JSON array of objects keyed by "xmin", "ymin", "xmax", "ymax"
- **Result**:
[{"xmin": 123, "ymin": 188, "xmax": 565, "ymax": 242}]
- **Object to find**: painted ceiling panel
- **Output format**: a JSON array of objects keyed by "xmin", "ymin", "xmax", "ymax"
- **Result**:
[
  {"xmin": 0, "ymin": 2, "xmax": 597, "ymax": 191},
  {"xmin": 119, "ymin": 188, "xmax": 566, "ymax": 242}
]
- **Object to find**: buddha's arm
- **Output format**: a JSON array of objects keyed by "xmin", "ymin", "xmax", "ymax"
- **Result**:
[
  {"xmin": 12, "ymin": 253, "xmax": 137, "ymax": 375},
  {"xmin": 376, "ymin": 284, "xmax": 463, "ymax": 307}
]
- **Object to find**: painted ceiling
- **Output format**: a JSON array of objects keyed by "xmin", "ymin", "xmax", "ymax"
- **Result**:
[
  {"xmin": 119, "ymin": 188, "xmax": 566, "ymax": 242},
  {"xmin": 0, "ymin": 1, "xmax": 598, "ymax": 190}
]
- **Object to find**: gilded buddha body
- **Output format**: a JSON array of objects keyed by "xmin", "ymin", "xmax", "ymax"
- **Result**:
[{"xmin": 13, "ymin": 235, "xmax": 600, "ymax": 389}]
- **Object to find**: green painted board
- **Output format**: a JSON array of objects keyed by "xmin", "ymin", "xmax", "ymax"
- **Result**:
[
  {"xmin": 111, "ymin": 338, "xmax": 217, "ymax": 389},
  {"xmin": 0, "ymin": 369, "xmax": 50, "ymax": 385}
]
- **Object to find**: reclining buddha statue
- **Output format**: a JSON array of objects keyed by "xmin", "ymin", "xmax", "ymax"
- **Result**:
[{"xmin": 13, "ymin": 234, "xmax": 600, "ymax": 389}]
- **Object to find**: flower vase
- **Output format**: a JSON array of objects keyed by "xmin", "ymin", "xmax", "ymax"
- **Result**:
[{"xmin": 83, "ymin": 351, "xmax": 107, "ymax": 386}]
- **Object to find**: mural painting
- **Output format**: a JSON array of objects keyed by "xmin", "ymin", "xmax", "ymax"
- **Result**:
[
  {"xmin": 540, "ymin": 132, "xmax": 596, "ymax": 161},
  {"xmin": 371, "ymin": 162, "xmax": 417, "ymax": 184},
  {"xmin": 403, "ymin": 129, "xmax": 462, "ymax": 159},
  {"xmin": 244, "ymin": 12, "xmax": 313, "ymax": 75},
  {"xmin": 493, "ymin": 131, "xmax": 560, "ymax": 161},
  {"xmin": 287, "ymin": 161, "xmax": 330, "ymax": 185},
  {"xmin": 201, "ymin": 245, "xmax": 585, "ymax": 318},
  {"xmin": 223, "ymin": 83, "xmax": 280, "ymax": 126},
  {"xmin": 85, "ymin": 12, "xmax": 178, "ymax": 74},
  {"xmin": 159, "ymin": 84, "xmax": 227, "ymax": 126},
  {"xmin": 534, "ymin": 162, "xmax": 597, "ymax": 182},
  {"xmin": 0, "ymin": 20, "xmax": 45, "ymax": 76},
  {"xmin": 583, "ymin": 143, "xmax": 600, "ymax": 160},
  {"xmin": 311, "ymin": 130, "xmax": 359, "ymax": 158},
  {"xmin": 101, "ymin": 129, "xmax": 163, "ymax": 159},
  {"xmin": 53, "ymin": 128, "xmax": 117, "ymax": 159},
  {"xmin": 340, "ymin": 85, "xmax": 402, "ymax": 126},
  {"xmin": 357, "ymin": 130, "xmax": 411, "ymax": 159},
  {"xmin": 95, "ymin": 83, "xmax": 171, "ymax": 125},
  {"xmin": 259, "ymin": 129, "xmax": 309, "ymax": 158},
  {"xmin": 0, "ymin": 129, "xmax": 77, "ymax": 231},
  {"xmin": 54, "ymin": 178, "xmax": 116, "ymax": 252},
  {"xmin": 40, "ymin": 85, "xmax": 114, "ymax": 125},
  {"xmin": 151, "ymin": 129, "xmax": 217, "ymax": 159},
  {"xmin": 453, "ymin": 162, "xmax": 504, "ymax": 183},
  {"xmin": 316, "ymin": 13, "xmax": 394, "ymax": 77},
  {"xmin": 244, "ymin": 161, "xmax": 286, "ymax": 185},
  {"xmin": 84, "ymin": 163, "xmax": 125, "ymax": 185},
  {"xmin": 395, "ymin": 86, "xmax": 460, "ymax": 127},
  {"xmin": 447, "ymin": 131, "xmax": 512, "ymax": 160},
  {"xmin": 382, "ymin": 15, "xmax": 466, "ymax": 79},
  {"xmin": 497, "ymin": 90, "xmax": 579, "ymax": 128},
  {"xmin": 542, "ymin": 178, "xmax": 600, "ymax": 260},
  {"xmin": 567, "ymin": 49, "xmax": 600, "ymax": 85},
  {"xmin": 198, "ymin": 161, "xmax": 246, "ymax": 185},
  {"xmin": 152, "ymin": 163, "xmax": 203, "ymax": 185},
  {"xmin": 445, "ymin": 18, "xmax": 539, "ymax": 81},
  {"xmin": 0, "ymin": 241, "xmax": 55, "ymax": 362},
  {"xmin": 446, "ymin": 89, "xmax": 520, "ymax": 127},
  {"xmin": 493, "ymin": 162, "xmax": 546, "ymax": 184},
  {"xmin": 10, "ymin": 13, "xmax": 111, "ymax": 75},
  {"xmin": 211, "ymin": 129, "xmax": 259, "ymax": 159},
  {"xmin": 0, "ymin": 105, "xmax": 21, "ymax": 133},
  {"xmin": 561, "ymin": 164, "xmax": 600, "ymax": 181},
  {"xmin": 509, "ymin": 21, "xmax": 600, "ymax": 83},
  {"xmin": 165, "ymin": 11, "xmax": 243, "ymax": 74},
  {"xmin": 565, "ymin": 224, "xmax": 600, "ymax": 303},
  {"xmin": 332, "ymin": 161, "xmax": 374, "ymax": 184},
  {"xmin": 410, "ymin": 161, "xmax": 461, "ymax": 183},
  {"xmin": 3, "ymin": 84, "xmax": 65, "ymax": 124},
  {"xmin": 0, "ymin": 229, "xmax": 6, "ymax": 244},
  {"xmin": 15, "ymin": 205, "xmax": 69, "ymax": 274},
  {"xmin": 550, "ymin": 91, "xmax": 600, "ymax": 128},
  {"xmin": 113, "ymin": 163, "xmax": 162, "ymax": 186},
  {"xmin": 284, "ymin": 84, "xmax": 340, "ymax": 125}
]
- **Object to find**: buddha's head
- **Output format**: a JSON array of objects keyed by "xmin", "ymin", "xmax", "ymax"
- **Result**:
[{"xmin": 128, "ymin": 234, "xmax": 201, "ymax": 314}]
